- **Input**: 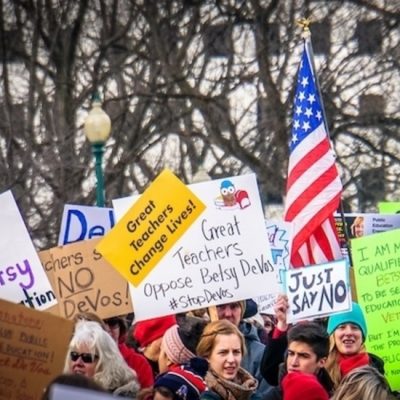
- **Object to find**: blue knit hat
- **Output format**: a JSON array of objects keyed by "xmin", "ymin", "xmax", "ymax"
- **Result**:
[{"xmin": 327, "ymin": 302, "xmax": 367, "ymax": 340}]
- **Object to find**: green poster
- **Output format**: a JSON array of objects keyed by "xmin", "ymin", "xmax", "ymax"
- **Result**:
[
  {"xmin": 352, "ymin": 229, "xmax": 400, "ymax": 391},
  {"xmin": 378, "ymin": 202, "xmax": 400, "ymax": 214}
]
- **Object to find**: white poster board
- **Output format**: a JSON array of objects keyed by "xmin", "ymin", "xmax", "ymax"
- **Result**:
[
  {"xmin": 284, "ymin": 259, "xmax": 351, "ymax": 323},
  {"xmin": 255, "ymin": 219, "xmax": 293, "ymax": 314},
  {"xmin": 58, "ymin": 204, "xmax": 115, "ymax": 245},
  {"xmin": 113, "ymin": 174, "xmax": 279, "ymax": 321},
  {"xmin": 0, "ymin": 190, "xmax": 57, "ymax": 310}
]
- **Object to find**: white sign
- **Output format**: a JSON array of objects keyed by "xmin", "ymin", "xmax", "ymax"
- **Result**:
[
  {"xmin": 0, "ymin": 190, "xmax": 57, "ymax": 310},
  {"xmin": 58, "ymin": 204, "xmax": 115, "ymax": 245},
  {"xmin": 50, "ymin": 384, "xmax": 115, "ymax": 400},
  {"xmin": 255, "ymin": 219, "xmax": 293, "ymax": 314},
  {"xmin": 113, "ymin": 174, "xmax": 278, "ymax": 321},
  {"xmin": 284, "ymin": 259, "xmax": 351, "ymax": 323}
]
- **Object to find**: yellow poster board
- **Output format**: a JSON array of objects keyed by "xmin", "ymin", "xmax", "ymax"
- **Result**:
[
  {"xmin": 97, "ymin": 169, "xmax": 206, "ymax": 286},
  {"xmin": 352, "ymin": 228, "xmax": 400, "ymax": 391},
  {"xmin": 0, "ymin": 298, "xmax": 74, "ymax": 399},
  {"xmin": 378, "ymin": 202, "xmax": 400, "ymax": 214}
]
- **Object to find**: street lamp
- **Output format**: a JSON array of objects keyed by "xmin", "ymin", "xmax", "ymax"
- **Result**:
[{"xmin": 84, "ymin": 92, "xmax": 111, "ymax": 207}]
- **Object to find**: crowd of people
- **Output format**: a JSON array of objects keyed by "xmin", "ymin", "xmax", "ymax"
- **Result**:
[{"xmin": 43, "ymin": 297, "xmax": 398, "ymax": 400}]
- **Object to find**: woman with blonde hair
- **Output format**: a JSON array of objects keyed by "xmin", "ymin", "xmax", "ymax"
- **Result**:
[
  {"xmin": 196, "ymin": 319, "xmax": 257, "ymax": 400},
  {"xmin": 330, "ymin": 365, "xmax": 392, "ymax": 400},
  {"xmin": 325, "ymin": 302, "xmax": 384, "ymax": 389},
  {"xmin": 64, "ymin": 320, "xmax": 140, "ymax": 397}
]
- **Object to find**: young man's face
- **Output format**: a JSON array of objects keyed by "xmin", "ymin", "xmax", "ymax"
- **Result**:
[
  {"xmin": 216, "ymin": 302, "xmax": 242, "ymax": 327},
  {"xmin": 286, "ymin": 341, "xmax": 326, "ymax": 375}
]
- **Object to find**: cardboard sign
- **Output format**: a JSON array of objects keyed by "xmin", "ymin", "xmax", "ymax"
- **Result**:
[
  {"xmin": 335, "ymin": 213, "xmax": 400, "ymax": 258},
  {"xmin": 284, "ymin": 259, "xmax": 351, "ymax": 323},
  {"xmin": 0, "ymin": 298, "xmax": 74, "ymax": 400},
  {"xmin": 113, "ymin": 173, "xmax": 278, "ymax": 321},
  {"xmin": 0, "ymin": 190, "xmax": 57, "ymax": 311},
  {"xmin": 58, "ymin": 204, "xmax": 115, "ymax": 245},
  {"xmin": 39, "ymin": 238, "xmax": 133, "ymax": 319},
  {"xmin": 352, "ymin": 229, "xmax": 400, "ymax": 391},
  {"xmin": 97, "ymin": 169, "xmax": 206, "ymax": 287},
  {"xmin": 255, "ymin": 219, "xmax": 293, "ymax": 314},
  {"xmin": 378, "ymin": 202, "xmax": 400, "ymax": 214}
]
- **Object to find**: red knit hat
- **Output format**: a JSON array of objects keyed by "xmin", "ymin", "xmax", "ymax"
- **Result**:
[
  {"xmin": 282, "ymin": 372, "xmax": 329, "ymax": 400},
  {"xmin": 133, "ymin": 315, "xmax": 177, "ymax": 348}
]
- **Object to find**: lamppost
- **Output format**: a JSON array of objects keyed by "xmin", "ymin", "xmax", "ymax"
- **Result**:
[{"xmin": 84, "ymin": 92, "xmax": 111, "ymax": 207}]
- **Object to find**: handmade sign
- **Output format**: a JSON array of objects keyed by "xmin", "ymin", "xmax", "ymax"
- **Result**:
[
  {"xmin": 0, "ymin": 190, "xmax": 57, "ymax": 310},
  {"xmin": 39, "ymin": 238, "xmax": 133, "ymax": 319},
  {"xmin": 284, "ymin": 259, "xmax": 351, "ymax": 323},
  {"xmin": 352, "ymin": 228, "xmax": 400, "ymax": 391},
  {"xmin": 255, "ymin": 219, "xmax": 292, "ymax": 314},
  {"xmin": 112, "ymin": 173, "xmax": 277, "ymax": 321},
  {"xmin": 0, "ymin": 298, "xmax": 74, "ymax": 400},
  {"xmin": 58, "ymin": 204, "xmax": 115, "ymax": 245},
  {"xmin": 378, "ymin": 202, "xmax": 400, "ymax": 214}
]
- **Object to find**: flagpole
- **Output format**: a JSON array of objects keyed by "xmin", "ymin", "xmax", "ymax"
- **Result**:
[{"xmin": 297, "ymin": 18, "xmax": 354, "ymax": 270}]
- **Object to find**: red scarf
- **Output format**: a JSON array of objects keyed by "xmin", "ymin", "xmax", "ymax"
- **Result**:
[{"xmin": 339, "ymin": 352, "xmax": 370, "ymax": 377}]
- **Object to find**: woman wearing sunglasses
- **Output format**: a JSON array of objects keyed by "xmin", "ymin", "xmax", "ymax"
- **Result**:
[{"xmin": 64, "ymin": 320, "xmax": 140, "ymax": 397}]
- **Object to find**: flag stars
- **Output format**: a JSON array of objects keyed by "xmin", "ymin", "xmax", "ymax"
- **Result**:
[
  {"xmin": 293, "ymin": 120, "xmax": 300, "ymax": 130},
  {"xmin": 298, "ymin": 91, "xmax": 306, "ymax": 101},
  {"xmin": 302, "ymin": 121, "xmax": 311, "ymax": 131},
  {"xmin": 305, "ymin": 107, "xmax": 313, "ymax": 118},
  {"xmin": 301, "ymin": 77, "xmax": 308, "ymax": 88},
  {"xmin": 295, "ymin": 106, "xmax": 302, "ymax": 116},
  {"xmin": 291, "ymin": 133, "xmax": 298, "ymax": 144},
  {"xmin": 316, "ymin": 110, "xmax": 322, "ymax": 120},
  {"xmin": 307, "ymin": 93, "xmax": 316, "ymax": 104}
]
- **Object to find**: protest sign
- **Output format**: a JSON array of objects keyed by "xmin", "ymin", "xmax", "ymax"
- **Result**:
[
  {"xmin": 58, "ymin": 204, "xmax": 115, "ymax": 245},
  {"xmin": 0, "ymin": 190, "xmax": 57, "ymax": 311},
  {"xmin": 378, "ymin": 202, "xmax": 400, "ymax": 214},
  {"xmin": 49, "ymin": 384, "xmax": 115, "ymax": 400},
  {"xmin": 0, "ymin": 298, "xmax": 73, "ymax": 400},
  {"xmin": 335, "ymin": 213, "xmax": 400, "ymax": 258},
  {"xmin": 352, "ymin": 229, "xmax": 400, "ymax": 391},
  {"xmin": 97, "ymin": 169, "xmax": 206, "ymax": 287},
  {"xmin": 112, "ymin": 173, "xmax": 278, "ymax": 321},
  {"xmin": 39, "ymin": 238, "xmax": 133, "ymax": 319},
  {"xmin": 284, "ymin": 259, "xmax": 351, "ymax": 323},
  {"xmin": 255, "ymin": 219, "xmax": 292, "ymax": 314}
]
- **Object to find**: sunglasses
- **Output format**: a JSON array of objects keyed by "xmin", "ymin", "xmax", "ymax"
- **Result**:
[{"xmin": 70, "ymin": 351, "xmax": 99, "ymax": 363}]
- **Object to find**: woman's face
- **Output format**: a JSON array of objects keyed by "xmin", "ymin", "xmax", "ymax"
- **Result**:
[
  {"xmin": 334, "ymin": 323, "xmax": 363, "ymax": 355},
  {"xmin": 158, "ymin": 341, "xmax": 170, "ymax": 374},
  {"xmin": 207, "ymin": 334, "xmax": 242, "ymax": 381},
  {"xmin": 68, "ymin": 343, "xmax": 98, "ymax": 378}
]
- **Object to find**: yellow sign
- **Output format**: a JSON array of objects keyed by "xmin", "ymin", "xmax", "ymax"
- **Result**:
[{"xmin": 96, "ymin": 169, "xmax": 206, "ymax": 286}]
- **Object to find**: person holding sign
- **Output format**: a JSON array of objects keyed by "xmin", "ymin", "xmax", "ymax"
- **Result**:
[
  {"xmin": 260, "ymin": 295, "xmax": 333, "ymax": 400},
  {"xmin": 64, "ymin": 320, "xmax": 140, "ymax": 397},
  {"xmin": 325, "ymin": 302, "xmax": 385, "ymax": 390},
  {"xmin": 196, "ymin": 320, "xmax": 258, "ymax": 400}
]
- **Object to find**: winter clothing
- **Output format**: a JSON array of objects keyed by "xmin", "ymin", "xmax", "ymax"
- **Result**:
[
  {"xmin": 155, "ymin": 357, "xmax": 208, "ymax": 400},
  {"xmin": 201, "ymin": 367, "xmax": 258, "ymax": 400},
  {"xmin": 281, "ymin": 372, "xmax": 329, "ymax": 400},
  {"xmin": 327, "ymin": 302, "xmax": 367, "ymax": 340},
  {"xmin": 239, "ymin": 321, "xmax": 270, "ymax": 397},
  {"xmin": 118, "ymin": 342, "xmax": 154, "ymax": 388},
  {"xmin": 134, "ymin": 315, "xmax": 177, "ymax": 348},
  {"xmin": 112, "ymin": 379, "xmax": 141, "ymax": 398}
]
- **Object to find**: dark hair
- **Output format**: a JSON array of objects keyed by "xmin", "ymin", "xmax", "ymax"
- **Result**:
[
  {"xmin": 176, "ymin": 315, "xmax": 207, "ymax": 354},
  {"xmin": 287, "ymin": 322, "xmax": 329, "ymax": 360}
]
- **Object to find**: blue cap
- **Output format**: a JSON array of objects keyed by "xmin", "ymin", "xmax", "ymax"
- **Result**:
[{"xmin": 327, "ymin": 302, "xmax": 367, "ymax": 340}]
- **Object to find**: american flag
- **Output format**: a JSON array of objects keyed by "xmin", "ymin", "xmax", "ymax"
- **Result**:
[{"xmin": 284, "ymin": 38, "xmax": 343, "ymax": 268}]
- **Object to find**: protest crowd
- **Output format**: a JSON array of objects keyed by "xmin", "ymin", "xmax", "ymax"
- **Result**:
[{"xmin": 39, "ymin": 297, "xmax": 398, "ymax": 400}]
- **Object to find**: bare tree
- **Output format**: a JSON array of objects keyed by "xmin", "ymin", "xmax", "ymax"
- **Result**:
[{"xmin": 0, "ymin": 0, "xmax": 399, "ymax": 248}]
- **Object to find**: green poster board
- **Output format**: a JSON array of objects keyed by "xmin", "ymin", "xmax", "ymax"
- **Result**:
[
  {"xmin": 378, "ymin": 202, "xmax": 400, "ymax": 214},
  {"xmin": 352, "ymin": 228, "xmax": 400, "ymax": 391}
]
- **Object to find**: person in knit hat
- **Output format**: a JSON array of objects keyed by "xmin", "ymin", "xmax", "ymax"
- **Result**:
[
  {"xmin": 132, "ymin": 314, "xmax": 177, "ymax": 377},
  {"xmin": 159, "ymin": 315, "xmax": 207, "ymax": 373},
  {"xmin": 216, "ymin": 300, "xmax": 270, "ymax": 398},
  {"xmin": 153, "ymin": 357, "xmax": 208, "ymax": 400},
  {"xmin": 325, "ymin": 302, "xmax": 384, "ymax": 389},
  {"xmin": 281, "ymin": 372, "xmax": 328, "ymax": 400}
]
